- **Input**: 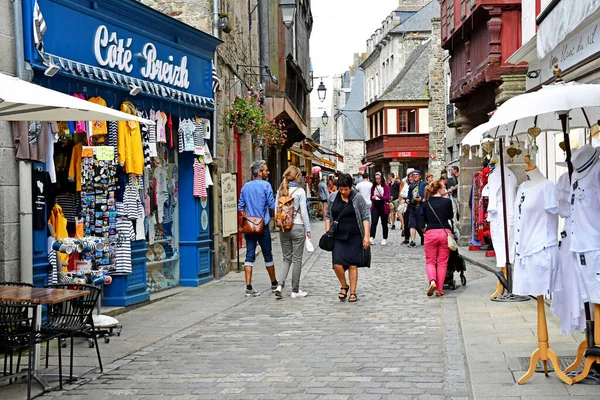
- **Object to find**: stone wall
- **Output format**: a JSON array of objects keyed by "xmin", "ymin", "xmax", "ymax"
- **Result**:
[
  {"xmin": 0, "ymin": 0, "xmax": 20, "ymax": 281},
  {"xmin": 427, "ymin": 18, "xmax": 445, "ymax": 178},
  {"xmin": 140, "ymin": 0, "xmax": 213, "ymax": 33},
  {"xmin": 343, "ymin": 140, "xmax": 365, "ymax": 176}
]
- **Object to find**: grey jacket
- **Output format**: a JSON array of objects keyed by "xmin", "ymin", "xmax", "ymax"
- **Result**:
[{"xmin": 326, "ymin": 190, "xmax": 371, "ymax": 239}]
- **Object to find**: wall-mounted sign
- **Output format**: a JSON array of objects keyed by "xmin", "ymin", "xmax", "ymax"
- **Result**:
[
  {"xmin": 221, "ymin": 173, "xmax": 238, "ymax": 237},
  {"xmin": 25, "ymin": 0, "xmax": 218, "ymax": 100},
  {"xmin": 392, "ymin": 151, "xmax": 417, "ymax": 158}
]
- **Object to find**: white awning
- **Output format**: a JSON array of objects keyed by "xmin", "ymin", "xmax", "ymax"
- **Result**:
[
  {"xmin": 0, "ymin": 72, "xmax": 154, "ymax": 124},
  {"xmin": 537, "ymin": 0, "xmax": 600, "ymax": 59}
]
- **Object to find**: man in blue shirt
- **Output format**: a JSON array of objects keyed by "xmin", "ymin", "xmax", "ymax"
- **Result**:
[
  {"xmin": 407, "ymin": 170, "xmax": 428, "ymax": 247},
  {"xmin": 238, "ymin": 160, "xmax": 278, "ymax": 296}
]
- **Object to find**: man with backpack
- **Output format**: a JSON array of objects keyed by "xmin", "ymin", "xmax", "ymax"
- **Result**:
[{"xmin": 274, "ymin": 166, "xmax": 311, "ymax": 299}]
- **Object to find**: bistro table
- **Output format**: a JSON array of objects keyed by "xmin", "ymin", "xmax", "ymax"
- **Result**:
[{"xmin": 0, "ymin": 286, "xmax": 90, "ymax": 391}]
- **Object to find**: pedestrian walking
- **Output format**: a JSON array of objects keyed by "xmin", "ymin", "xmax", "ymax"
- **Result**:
[
  {"xmin": 318, "ymin": 176, "xmax": 329, "ymax": 220},
  {"xmin": 401, "ymin": 168, "xmax": 414, "ymax": 244},
  {"xmin": 447, "ymin": 166, "xmax": 460, "ymax": 220},
  {"xmin": 388, "ymin": 173, "xmax": 401, "ymax": 230},
  {"xmin": 423, "ymin": 180, "xmax": 454, "ymax": 297},
  {"xmin": 325, "ymin": 173, "xmax": 370, "ymax": 303},
  {"xmin": 407, "ymin": 170, "xmax": 427, "ymax": 247},
  {"xmin": 238, "ymin": 160, "xmax": 279, "ymax": 297},
  {"xmin": 327, "ymin": 175, "xmax": 337, "ymax": 193},
  {"xmin": 356, "ymin": 172, "xmax": 373, "ymax": 207},
  {"xmin": 274, "ymin": 166, "xmax": 311, "ymax": 299},
  {"xmin": 370, "ymin": 172, "xmax": 391, "ymax": 245}
]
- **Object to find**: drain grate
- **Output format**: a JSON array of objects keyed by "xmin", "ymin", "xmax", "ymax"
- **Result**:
[
  {"xmin": 517, "ymin": 356, "xmax": 600, "ymax": 384},
  {"xmin": 517, "ymin": 356, "xmax": 576, "ymax": 373}
]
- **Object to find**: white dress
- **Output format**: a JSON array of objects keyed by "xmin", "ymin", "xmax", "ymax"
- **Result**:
[
  {"xmin": 568, "ymin": 160, "xmax": 600, "ymax": 303},
  {"xmin": 486, "ymin": 167, "xmax": 517, "ymax": 268},
  {"xmin": 550, "ymin": 172, "xmax": 587, "ymax": 334},
  {"xmin": 512, "ymin": 179, "xmax": 561, "ymax": 296}
]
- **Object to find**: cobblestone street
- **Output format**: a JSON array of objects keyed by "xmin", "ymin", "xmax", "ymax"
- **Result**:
[
  {"xmin": 2, "ymin": 226, "xmax": 593, "ymax": 400},
  {"xmin": 44, "ymin": 226, "xmax": 477, "ymax": 400}
]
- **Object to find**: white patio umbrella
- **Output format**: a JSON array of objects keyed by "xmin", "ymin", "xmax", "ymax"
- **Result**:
[
  {"xmin": 0, "ymin": 72, "xmax": 154, "ymax": 124},
  {"xmin": 487, "ymin": 81, "xmax": 600, "ymax": 177},
  {"xmin": 460, "ymin": 121, "xmax": 493, "ymax": 147}
]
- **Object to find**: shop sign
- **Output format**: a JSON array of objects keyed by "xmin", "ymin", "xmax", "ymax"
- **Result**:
[
  {"xmin": 540, "ymin": 16, "xmax": 600, "ymax": 83},
  {"xmin": 27, "ymin": 0, "xmax": 215, "ymax": 99},
  {"xmin": 392, "ymin": 151, "xmax": 417, "ymax": 158},
  {"xmin": 221, "ymin": 173, "xmax": 238, "ymax": 237},
  {"xmin": 94, "ymin": 25, "xmax": 190, "ymax": 90}
]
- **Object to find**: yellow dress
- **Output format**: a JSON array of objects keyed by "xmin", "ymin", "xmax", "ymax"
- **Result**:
[{"xmin": 118, "ymin": 101, "xmax": 144, "ymax": 175}]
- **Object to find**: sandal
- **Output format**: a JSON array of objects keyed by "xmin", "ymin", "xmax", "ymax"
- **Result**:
[
  {"xmin": 338, "ymin": 287, "xmax": 349, "ymax": 301},
  {"xmin": 348, "ymin": 293, "xmax": 358, "ymax": 303}
]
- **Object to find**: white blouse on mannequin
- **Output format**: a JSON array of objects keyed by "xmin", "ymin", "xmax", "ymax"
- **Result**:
[{"xmin": 512, "ymin": 170, "xmax": 561, "ymax": 296}]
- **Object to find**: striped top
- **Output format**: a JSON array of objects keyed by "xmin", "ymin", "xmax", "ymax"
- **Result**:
[
  {"xmin": 114, "ymin": 218, "xmax": 135, "ymax": 275},
  {"xmin": 55, "ymin": 193, "xmax": 78, "ymax": 222},
  {"xmin": 107, "ymin": 121, "xmax": 118, "ymax": 162},
  {"xmin": 193, "ymin": 119, "xmax": 204, "ymax": 154},
  {"xmin": 193, "ymin": 160, "xmax": 207, "ymax": 197},
  {"xmin": 123, "ymin": 182, "xmax": 144, "ymax": 220}
]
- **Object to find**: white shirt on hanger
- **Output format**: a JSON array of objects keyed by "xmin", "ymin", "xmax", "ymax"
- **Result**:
[
  {"xmin": 513, "ymin": 179, "xmax": 559, "ymax": 258},
  {"xmin": 569, "ymin": 160, "xmax": 600, "ymax": 253}
]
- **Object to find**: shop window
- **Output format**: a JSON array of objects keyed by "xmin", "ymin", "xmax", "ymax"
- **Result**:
[
  {"xmin": 145, "ymin": 143, "xmax": 180, "ymax": 293},
  {"xmin": 398, "ymin": 109, "xmax": 416, "ymax": 133}
]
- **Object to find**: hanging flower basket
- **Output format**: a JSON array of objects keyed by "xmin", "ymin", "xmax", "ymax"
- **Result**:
[
  {"xmin": 224, "ymin": 93, "xmax": 288, "ymax": 148},
  {"xmin": 224, "ymin": 93, "xmax": 265, "ymax": 139}
]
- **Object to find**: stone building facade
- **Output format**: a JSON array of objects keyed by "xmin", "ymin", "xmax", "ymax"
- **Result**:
[
  {"xmin": 0, "ymin": 0, "xmax": 20, "ymax": 281},
  {"xmin": 427, "ymin": 17, "xmax": 445, "ymax": 178}
]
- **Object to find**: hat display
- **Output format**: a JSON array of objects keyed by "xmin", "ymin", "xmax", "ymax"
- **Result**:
[{"xmin": 572, "ymin": 144, "xmax": 599, "ymax": 181}]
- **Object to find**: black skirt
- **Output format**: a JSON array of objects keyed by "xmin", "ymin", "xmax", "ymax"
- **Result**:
[{"xmin": 332, "ymin": 233, "xmax": 367, "ymax": 268}]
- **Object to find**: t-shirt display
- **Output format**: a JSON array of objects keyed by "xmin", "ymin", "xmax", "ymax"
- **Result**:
[{"xmin": 512, "ymin": 178, "xmax": 560, "ymax": 296}]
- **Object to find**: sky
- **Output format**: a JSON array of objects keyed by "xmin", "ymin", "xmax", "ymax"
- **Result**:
[{"xmin": 309, "ymin": 0, "xmax": 399, "ymax": 117}]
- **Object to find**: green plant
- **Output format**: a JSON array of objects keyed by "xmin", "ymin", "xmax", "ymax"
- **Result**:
[
  {"xmin": 224, "ymin": 93, "xmax": 288, "ymax": 148},
  {"xmin": 224, "ymin": 93, "xmax": 265, "ymax": 139},
  {"xmin": 261, "ymin": 118, "xmax": 287, "ymax": 148}
]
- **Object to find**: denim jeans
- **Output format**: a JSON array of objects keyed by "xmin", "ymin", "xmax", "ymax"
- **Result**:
[{"xmin": 244, "ymin": 225, "xmax": 274, "ymax": 267}]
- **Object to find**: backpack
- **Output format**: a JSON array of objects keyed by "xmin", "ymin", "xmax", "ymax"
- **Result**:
[{"xmin": 275, "ymin": 188, "xmax": 300, "ymax": 231}]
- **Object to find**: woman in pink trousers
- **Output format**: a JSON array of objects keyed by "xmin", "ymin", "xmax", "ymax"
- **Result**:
[{"xmin": 422, "ymin": 180, "xmax": 454, "ymax": 297}]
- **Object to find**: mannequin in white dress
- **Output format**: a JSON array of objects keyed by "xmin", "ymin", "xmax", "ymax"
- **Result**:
[
  {"xmin": 516, "ymin": 155, "xmax": 571, "ymax": 386},
  {"xmin": 486, "ymin": 164, "xmax": 517, "ymax": 298}
]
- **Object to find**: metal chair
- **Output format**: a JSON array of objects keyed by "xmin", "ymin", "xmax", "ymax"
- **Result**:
[
  {"xmin": 0, "ymin": 282, "xmax": 35, "ymax": 385},
  {"xmin": 0, "ymin": 303, "xmax": 62, "ymax": 400},
  {"xmin": 42, "ymin": 284, "xmax": 103, "ymax": 382}
]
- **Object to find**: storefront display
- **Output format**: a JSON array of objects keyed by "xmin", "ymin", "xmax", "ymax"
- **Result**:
[{"xmin": 21, "ymin": 0, "xmax": 221, "ymax": 305}]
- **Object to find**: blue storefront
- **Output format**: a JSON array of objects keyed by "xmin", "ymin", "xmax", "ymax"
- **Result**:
[{"xmin": 21, "ymin": 0, "xmax": 220, "ymax": 306}]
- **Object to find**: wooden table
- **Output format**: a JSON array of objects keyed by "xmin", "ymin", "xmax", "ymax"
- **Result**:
[{"xmin": 0, "ymin": 286, "xmax": 90, "ymax": 391}]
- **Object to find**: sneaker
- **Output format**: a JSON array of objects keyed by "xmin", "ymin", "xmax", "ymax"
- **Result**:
[
  {"xmin": 245, "ymin": 289, "xmax": 261, "ymax": 297},
  {"xmin": 409, "ymin": 241, "xmax": 416, "ymax": 248},
  {"xmin": 370, "ymin": 237, "xmax": 375, "ymax": 245},
  {"xmin": 380, "ymin": 239, "xmax": 387, "ymax": 246},
  {"xmin": 401, "ymin": 240, "xmax": 409, "ymax": 245},
  {"xmin": 427, "ymin": 281, "xmax": 437, "ymax": 297},
  {"xmin": 391, "ymin": 224, "xmax": 396, "ymax": 230},
  {"xmin": 291, "ymin": 290, "xmax": 308, "ymax": 299},
  {"xmin": 274, "ymin": 285, "xmax": 283, "ymax": 299},
  {"xmin": 271, "ymin": 284, "xmax": 278, "ymax": 293}
]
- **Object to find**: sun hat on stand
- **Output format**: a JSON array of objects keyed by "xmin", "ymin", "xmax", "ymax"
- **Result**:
[{"xmin": 572, "ymin": 144, "xmax": 600, "ymax": 181}]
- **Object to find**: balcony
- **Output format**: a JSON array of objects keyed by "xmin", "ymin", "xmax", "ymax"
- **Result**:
[
  {"xmin": 440, "ymin": 0, "xmax": 526, "ymax": 102},
  {"xmin": 365, "ymin": 134, "xmax": 429, "ymax": 162}
]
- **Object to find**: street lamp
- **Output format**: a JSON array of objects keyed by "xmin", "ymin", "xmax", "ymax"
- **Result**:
[
  {"xmin": 322, "ymin": 111, "xmax": 329, "ymax": 126},
  {"xmin": 317, "ymin": 80, "xmax": 327, "ymax": 102},
  {"xmin": 279, "ymin": 0, "xmax": 297, "ymax": 28}
]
